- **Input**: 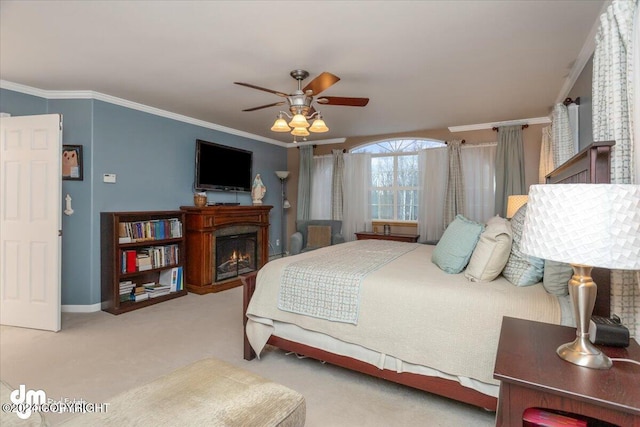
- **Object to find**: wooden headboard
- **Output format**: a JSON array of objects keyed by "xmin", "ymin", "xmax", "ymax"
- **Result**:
[{"xmin": 545, "ymin": 141, "xmax": 614, "ymax": 317}]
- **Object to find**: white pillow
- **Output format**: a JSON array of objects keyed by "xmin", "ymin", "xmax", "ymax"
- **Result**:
[{"xmin": 465, "ymin": 216, "xmax": 513, "ymax": 282}]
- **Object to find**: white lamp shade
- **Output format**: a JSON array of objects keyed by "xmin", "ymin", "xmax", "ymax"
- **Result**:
[
  {"xmin": 506, "ymin": 195, "xmax": 528, "ymax": 219},
  {"xmin": 289, "ymin": 114, "xmax": 310, "ymax": 128},
  {"xmin": 291, "ymin": 127, "xmax": 310, "ymax": 137},
  {"xmin": 271, "ymin": 118, "xmax": 291, "ymax": 132},
  {"xmin": 520, "ymin": 184, "xmax": 640, "ymax": 269},
  {"xmin": 275, "ymin": 170, "xmax": 290, "ymax": 180},
  {"xmin": 309, "ymin": 118, "xmax": 329, "ymax": 133}
]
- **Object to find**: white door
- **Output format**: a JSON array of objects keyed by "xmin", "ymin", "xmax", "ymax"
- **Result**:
[{"xmin": 0, "ymin": 114, "xmax": 62, "ymax": 331}]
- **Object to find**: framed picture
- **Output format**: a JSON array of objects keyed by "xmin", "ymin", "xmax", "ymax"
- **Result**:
[{"xmin": 62, "ymin": 145, "xmax": 83, "ymax": 181}]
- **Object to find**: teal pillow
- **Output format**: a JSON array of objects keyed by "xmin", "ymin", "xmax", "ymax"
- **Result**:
[
  {"xmin": 543, "ymin": 260, "xmax": 572, "ymax": 296},
  {"xmin": 432, "ymin": 215, "xmax": 485, "ymax": 274}
]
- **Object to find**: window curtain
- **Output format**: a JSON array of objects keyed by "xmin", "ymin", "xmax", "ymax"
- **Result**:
[
  {"xmin": 342, "ymin": 153, "xmax": 371, "ymax": 242},
  {"xmin": 539, "ymin": 125, "xmax": 554, "ymax": 183},
  {"xmin": 551, "ymin": 103, "xmax": 575, "ymax": 168},
  {"xmin": 636, "ymin": 0, "xmax": 640, "ymax": 186},
  {"xmin": 592, "ymin": 0, "xmax": 639, "ymax": 337},
  {"xmin": 494, "ymin": 125, "xmax": 525, "ymax": 217},
  {"xmin": 331, "ymin": 149, "xmax": 344, "ymax": 220},
  {"xmin": 417, "ymin": 147, "xmax": 448, "ymax": 242},
  {"xmin": 310, "ymin": 154, "xmax": 333, "ymax": 220},
  {"xmin": 460, "ymin": 143, "xmax": 497, "ymax": 223},
  {"xmin": 443, "ymin": 139, "xmax": 465, "ymax": 226},
  {"xmin": 296, "ymin": 145, "xmax": 313, "ymax": 221}
]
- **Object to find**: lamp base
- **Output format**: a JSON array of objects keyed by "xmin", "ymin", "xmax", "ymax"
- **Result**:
[{"xmin": 557, "ymin": 336, "xmax": 612, "ymax": 369}]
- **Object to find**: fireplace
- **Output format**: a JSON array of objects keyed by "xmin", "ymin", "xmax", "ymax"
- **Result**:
[
  {"xmin": 181, "ymin": 205, "xmax": 272, "ymax": 294},
  {"xmin": 215, "ymin": 232, "xmax": 257, "ymax": 282}
]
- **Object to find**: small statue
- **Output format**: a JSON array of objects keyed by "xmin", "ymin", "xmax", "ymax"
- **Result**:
[{"xmin": 251, "ymin": 174, "xmax": 266, "ymax": 205}]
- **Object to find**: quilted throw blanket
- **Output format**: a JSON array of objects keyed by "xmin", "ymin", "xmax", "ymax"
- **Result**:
[{"xmin": 278, "ymin": 240, "xmax": 418, "ymax": 324}]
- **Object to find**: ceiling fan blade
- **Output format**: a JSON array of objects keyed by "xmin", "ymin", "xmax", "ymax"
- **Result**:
[
  {"xmin": 242, "ymin": 101, "xmax": 285, "ymax": 112},
  {"xmin": 307, "ymin": 106, "xmax": 316, "ymax": 117},
  {"xmin": 303, "ymin": 72, "xmax": 340, "ymax": 95},
  {"xmin": 234, "ymin": 82, "xmax": 289, "ymax": 97},
  {"xmin": 316, "ymin": 96, "xmax": 369, "ymax": 107}
]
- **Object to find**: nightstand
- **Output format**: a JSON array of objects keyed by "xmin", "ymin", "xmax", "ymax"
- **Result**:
[
  {"xmin": 354, "ymin": 231, "xmax": 419, "ymax": 243},
  {"xmin": 493, "ymin": 317, "xmax": 640, "ymax": 427}
]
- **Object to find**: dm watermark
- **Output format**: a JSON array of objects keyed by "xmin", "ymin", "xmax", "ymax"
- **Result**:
[{"xmin": 2, "ymin": 384, "xmax": 110, "ymax": 420}]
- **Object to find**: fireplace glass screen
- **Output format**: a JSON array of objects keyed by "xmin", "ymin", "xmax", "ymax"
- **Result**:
[{"xmin": 215, "ymin": 232, "xmax": 257, "ymax": 282}]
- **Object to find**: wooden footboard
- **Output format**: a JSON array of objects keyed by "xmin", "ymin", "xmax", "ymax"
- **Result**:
[
  {"xmin": 241, "ymin": 272, "xmax": 497, "ymax": 411},
  {"xmin": 241, "ymin": 271, "xmax": 258, "ymax": 361}
]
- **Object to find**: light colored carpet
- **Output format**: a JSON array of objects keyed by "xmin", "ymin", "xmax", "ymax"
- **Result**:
[{"xmin": 0, "ymin": 287, "xmax": 495, "ymax": 426}]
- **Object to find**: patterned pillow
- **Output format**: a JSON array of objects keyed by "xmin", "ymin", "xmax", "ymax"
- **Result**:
[
  {"xmin": 432, "ymin": 214, "xmax": 484, "ymax": 274},
  {"xmin": 502, "ymin": 203, "xmax": 545, "ymax": 286},
  {"xmin": 464, "ymin": 215, "xmax": 513, "ymax": 282}
]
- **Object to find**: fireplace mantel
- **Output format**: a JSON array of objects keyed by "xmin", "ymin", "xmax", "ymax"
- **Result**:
[{"xmin": 180, "ymin": 205, "xmax": 272, "ymax": 294}]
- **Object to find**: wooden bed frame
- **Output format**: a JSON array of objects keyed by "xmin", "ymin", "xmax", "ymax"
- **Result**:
[{"xmin": 242, "ymin": 141, "xmax": 614, "ymax": 411}]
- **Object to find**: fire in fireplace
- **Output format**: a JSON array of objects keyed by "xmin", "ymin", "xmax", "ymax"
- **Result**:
[{"xmin": 215, "ymin": 232, "xmax": 257, "ymax": 282}]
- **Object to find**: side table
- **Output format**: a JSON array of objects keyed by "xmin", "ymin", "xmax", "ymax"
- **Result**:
[{"xmin": 493, "ymin": 316, "xmax": 640, "ymax": 427}]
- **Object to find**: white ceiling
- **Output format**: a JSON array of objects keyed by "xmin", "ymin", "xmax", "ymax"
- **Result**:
[{"xmin": 0, "ymin": 0, "xmax": 607, "ymax": 145}]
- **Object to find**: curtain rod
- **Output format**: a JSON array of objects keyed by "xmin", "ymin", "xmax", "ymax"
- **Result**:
[
  {"xmin": 563, "ymin": 97, "xmax": 580, "ymax": 106},
  {"xmin": 445, "ymin": 140, "xmax": 466, "ymax": 144},
  {"xmin": 492, "ymin": 124, "xmax": 529, "ymax": 131}
]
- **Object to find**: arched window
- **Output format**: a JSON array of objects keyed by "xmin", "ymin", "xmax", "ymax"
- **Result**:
[{"xmin": 351, "ymin": 138, "xmax": 445, "ymax": 221}]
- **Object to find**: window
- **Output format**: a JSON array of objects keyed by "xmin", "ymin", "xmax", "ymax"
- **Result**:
[{"xmin": 352, "ymin": 139, "xmax": 445, "ymax": 221}]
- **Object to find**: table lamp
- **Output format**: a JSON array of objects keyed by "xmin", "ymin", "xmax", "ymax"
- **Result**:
[
  {"xmin": 506, "ymin": 195, "xmax": 528, "ymax": 219},
  {"xmin": 520, "ymin": 184, "xmax": 640, "ymax": 369}
]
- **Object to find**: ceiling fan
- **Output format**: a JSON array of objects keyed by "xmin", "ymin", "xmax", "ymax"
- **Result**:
[{"xmin": 234, "ymin": 70, "xmax": 369, "ymax": 136}]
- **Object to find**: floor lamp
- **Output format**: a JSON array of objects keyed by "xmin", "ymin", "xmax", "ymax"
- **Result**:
[{"xmin": 275, "ymin": 171, "xmax": 290, "ymax": 257}]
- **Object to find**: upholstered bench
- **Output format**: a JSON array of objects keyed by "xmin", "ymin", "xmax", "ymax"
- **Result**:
[{"xmin": 2, "ymin": 358, "xmax": 305, "ymax": 426}]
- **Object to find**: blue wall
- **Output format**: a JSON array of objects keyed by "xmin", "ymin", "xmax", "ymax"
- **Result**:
[{"xmin": 1, "ymin": 88, "xmax": 286, "ymax": 306}]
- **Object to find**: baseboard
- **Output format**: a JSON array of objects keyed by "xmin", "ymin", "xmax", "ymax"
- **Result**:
[{"xmin": 62, "ymin": 303, "xmax": 101, "ymax": 313}]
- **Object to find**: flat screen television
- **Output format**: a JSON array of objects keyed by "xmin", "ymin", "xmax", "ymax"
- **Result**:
[{"xmin": 194, "ymin": 139, "xmax": 253, "ymax": 192}]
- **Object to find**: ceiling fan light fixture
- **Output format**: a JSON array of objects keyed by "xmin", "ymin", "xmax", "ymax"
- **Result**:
[
  {"xmin": 237, "ymin": 70, "xmax": 368, "ymax": 139},
  {"xmin": 309, "ymin": 117, "xmax": 329, "ymax": 133},
  {"xmin": 291, "ymin": 127, "xmax": 310, "ymax": 137},
  {"xmin": 289, "ymin": 114, "xmax": 310, "ymax": 128},
  {"xmin": 271, "ymin": 117, "xmax": 291, "ymax": 132}
]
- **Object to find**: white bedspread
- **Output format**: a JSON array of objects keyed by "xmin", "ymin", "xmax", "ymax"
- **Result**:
[{"xmin": 246, "ymin": 240, "xmax": 562, "ymax": 386}]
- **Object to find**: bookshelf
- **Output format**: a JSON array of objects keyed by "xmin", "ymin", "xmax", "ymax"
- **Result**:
[{"xmin": 101, "ymin": 211, "xmax": 188, "ymax": 314}]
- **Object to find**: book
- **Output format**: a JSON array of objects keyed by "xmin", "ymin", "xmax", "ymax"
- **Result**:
[
  {"xmin": 136, "ymin": 253, "xmax": 152, "ymax": 271},
  {"xmin": 130, "ymin": 292, "xmax": 149, "ymax": 302},
  {"xmin": 159, "ymin": 267, "xmax": 180, "ymax": 292},
  {"xmin": 118, "ymin": 222, "xmax": 131, "ymax": 243},
  {"xmin": 119, "ymin": 280, "xmax": 134, "ymax": 295},
  {"xmin": 176, "ymin": 266, "xmax": 183, "ymax": 291},
  {"xmin": 144, "ymin": 283, "xmax": 172, "ymax": 298},
  {"xmin": 133, "ymin": 285, "xmax": 147, "ymax": 295},
  {"xmin": 125, "ymin": 250, "xmax": 137, "ymax": 273}
]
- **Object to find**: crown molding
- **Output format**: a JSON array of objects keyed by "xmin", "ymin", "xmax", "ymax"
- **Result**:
[
  {"xmin": 0, "ymin": 80, "xmax": 293, "ymax": 147},
  {"xmin": 450, "ymin": 2, "xmax": 608, "ymax": 134},
  {"xmin": 448, "ymin": 116, "xmax": 551, "ymax": 133},
  {"xmin": 555, "ymin": 0, "xmax": 610, "ymax": 104}
]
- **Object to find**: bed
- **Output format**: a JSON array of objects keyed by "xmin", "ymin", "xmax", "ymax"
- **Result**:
[{"xmin": 242, "ymin": 141, "xmax": 614, "ymax": 411}]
